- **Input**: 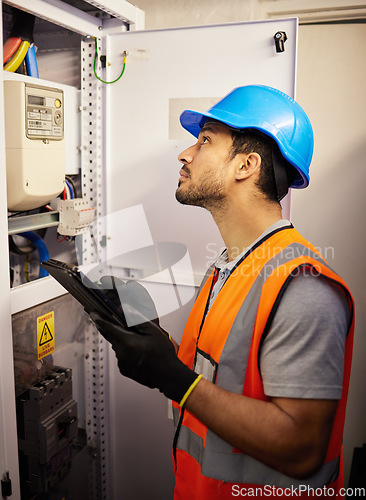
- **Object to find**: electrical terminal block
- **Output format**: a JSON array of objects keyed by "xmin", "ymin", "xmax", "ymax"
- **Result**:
[{"xmin": 57, "ymin": 198, "xmax": 94, "ymax": 236}]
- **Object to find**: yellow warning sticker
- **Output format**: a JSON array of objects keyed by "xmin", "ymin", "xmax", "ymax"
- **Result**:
[{"xmin": 37, "ymin": 311, "xmax": 55, "ymax": 360}]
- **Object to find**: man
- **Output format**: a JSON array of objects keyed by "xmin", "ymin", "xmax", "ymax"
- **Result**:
[{"xmin": 92, "ymin": 85, "xmax": 354, "ymax": 498}]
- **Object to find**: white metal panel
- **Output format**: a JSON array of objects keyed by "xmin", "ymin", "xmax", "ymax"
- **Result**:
[
  {"xmin": 0, "ymin": 8, "xmax": 20, "ymax": 498},
  {"xmin": 105, "ymin": 19, "xmax": 297, "ymax": 281},
  {"xmin": 4, "ymin": 0, "xmax": 144, "ymax": 36},
  {"xmin": 105, "ymin": 19, "xmax": 297, "ymax": 500},
  {"xmin": 10, "ymin": 278, "xmax": 67, "ymax": 314},
  {"xmin": 80, "ymin": 38, "xmax": 106, "ymax": 266},
  {"xmin": 84, "ymin": 0, "xmax": 145, "ymax": 28},
  {"xmin": 79, "ymin": 38, "xmax": 112, "ymax": 500},
  {"xmin": 4, "ymin": 0, "xmax": 102, "ymax": 37}
]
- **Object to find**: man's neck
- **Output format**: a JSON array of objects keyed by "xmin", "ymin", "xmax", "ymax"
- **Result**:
[{"xmin": 211, "ymin": 199, "xmax": 283, "ymax": 262}]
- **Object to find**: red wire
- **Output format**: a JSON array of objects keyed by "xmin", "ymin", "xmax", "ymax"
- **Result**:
[
  {"xmin": 3, "ymin": 37, "xmax": 22, "ymax": 65},
  {"xmin": 62, "ymin": 188, "xmax": 66, "ymax": 200}
]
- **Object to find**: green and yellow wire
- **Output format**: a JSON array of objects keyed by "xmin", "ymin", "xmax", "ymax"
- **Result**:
[{"xmin": 93, "ymin": 38, "xmax": 127, "ymax": 84}]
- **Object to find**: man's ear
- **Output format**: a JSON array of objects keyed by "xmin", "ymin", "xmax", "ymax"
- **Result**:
[{"xmin": 235, "ymin": 153, "xmax": 261, "ymax": 181}]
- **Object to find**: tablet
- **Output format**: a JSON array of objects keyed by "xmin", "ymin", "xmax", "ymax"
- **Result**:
[{"xmin": 41, "ymin": 259, "xmax": 126, "ymax": 327}]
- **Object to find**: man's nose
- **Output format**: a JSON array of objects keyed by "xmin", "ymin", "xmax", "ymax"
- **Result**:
[{"xmin": 178, "ymin": 144, "xmax": 195, "ymax": 164}]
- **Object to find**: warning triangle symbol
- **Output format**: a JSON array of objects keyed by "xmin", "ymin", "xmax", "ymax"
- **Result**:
[{"xmin": 39, "ymin": 322, "xmax": 54, "ymax": 346}]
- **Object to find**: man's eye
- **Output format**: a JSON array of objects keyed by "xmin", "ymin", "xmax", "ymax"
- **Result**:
[{"xmin": 201, "ymin": 136, "xmax": 209, "ymax": 144}]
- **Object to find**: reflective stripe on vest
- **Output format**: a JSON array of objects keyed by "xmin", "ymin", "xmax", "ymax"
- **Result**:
[
  {"xmin": 176, "ymin": 424, "xmax": 340, "ymax": 488},
  {"xmin": 173, "ymin": 228, "xmax": 354, "ymax": 490}
]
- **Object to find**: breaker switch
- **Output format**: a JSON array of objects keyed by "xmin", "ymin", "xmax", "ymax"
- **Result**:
[
  {"xmin": 58, "ymin": 416, "xmax": 77, "ymax": 441},
  {"xmin": 57, "ymin": 198, "xmax": 94, "ymax": 236}
]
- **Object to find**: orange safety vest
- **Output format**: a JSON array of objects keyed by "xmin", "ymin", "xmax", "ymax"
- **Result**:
[{"xmin": 172, "ymin": 226, "xmax": 354, "ymax": 499}]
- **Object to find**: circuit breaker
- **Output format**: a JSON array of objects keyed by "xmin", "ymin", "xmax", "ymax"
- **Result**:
[
  {"xmin": 4, "ymin": 80, "xmax": 65, "ymax": 211},
  {"xmin": 16, "ymin": 368, "xmax": 78, "ymax": 496}
]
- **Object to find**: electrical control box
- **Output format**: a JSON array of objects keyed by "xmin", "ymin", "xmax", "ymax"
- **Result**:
[
  {"xmin": 12, "ymin": 293, "xmax": 92, "ymax": 498},
  {"xmin": 4, "ymin": 80, "xmax": 65, "ymax": 211}
]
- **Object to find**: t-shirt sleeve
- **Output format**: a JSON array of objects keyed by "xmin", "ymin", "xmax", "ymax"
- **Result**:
[{"xmin": 260, "ymin": 270, "xmax": 351, "ymax": 400}]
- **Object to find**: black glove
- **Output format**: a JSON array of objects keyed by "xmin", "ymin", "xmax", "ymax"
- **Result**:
[
  {"xmin": 97, "ymin": 276, "xmax": 160, "ymax": 327},
  {"xmin": 90, "ymin": 308, "xmax": 201, "ymax": 406},
  {"xmin": 97, "ymin": 275, "xmax": 125, "ymax": 306}
]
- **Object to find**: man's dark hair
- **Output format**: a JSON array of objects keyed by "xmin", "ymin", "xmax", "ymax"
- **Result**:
[{"xmin": 228, "ymin": 129, "xmax": 293, "ymax": 203}]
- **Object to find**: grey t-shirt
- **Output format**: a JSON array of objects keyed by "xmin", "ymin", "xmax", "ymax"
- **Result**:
[
  {"xmin": 260, "ymin": 270, "xmax": 350, "ymax": 399},
  {"xmin": 210, "ymin": 220, "xmax": 351, "ymax": 400}
]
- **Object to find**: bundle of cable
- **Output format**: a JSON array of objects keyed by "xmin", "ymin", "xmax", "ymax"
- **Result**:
[{"xmin": 3, "ymin": 8, "xmax": 39, "ymax": 77}]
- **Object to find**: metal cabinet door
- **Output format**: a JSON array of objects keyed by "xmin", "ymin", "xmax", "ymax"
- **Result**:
[{"xmin": 103, "ymin": 18, "xmax": 297, "ymax": 500}]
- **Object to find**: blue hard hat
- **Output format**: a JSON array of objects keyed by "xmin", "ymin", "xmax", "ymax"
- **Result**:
[{"xmin": 180, "ymin": 85, "xmax": 314, "ymax": 189}]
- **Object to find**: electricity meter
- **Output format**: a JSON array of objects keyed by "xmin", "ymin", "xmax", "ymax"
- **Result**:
[{"xmin": 4, "ymin": 80, "xmax": 65, "ymax": 211}]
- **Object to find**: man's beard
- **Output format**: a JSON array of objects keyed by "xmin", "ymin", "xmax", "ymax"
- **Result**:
[{"xmin": 175, "ymin": 173, "xmax": 227, "ymax": 212}]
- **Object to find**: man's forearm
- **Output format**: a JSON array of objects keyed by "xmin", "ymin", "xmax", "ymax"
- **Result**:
[{"xmin": 184, "ymin": 377, "xmax": 337, "ymax": 480}]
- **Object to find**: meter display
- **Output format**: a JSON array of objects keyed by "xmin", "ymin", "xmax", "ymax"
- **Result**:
[{"xmin": 25, "ymin": 84, "xmax": 64, "ymax": 140}]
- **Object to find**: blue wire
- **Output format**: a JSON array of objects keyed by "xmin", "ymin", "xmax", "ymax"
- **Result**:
[
  {"xmin": 19, "ymin": 231, "xmax": 49, "ymax": 278},
  {"xmin": 24, "ymin": 44, "xmax": 39, "ymax": 78},
  {"xmin": 65, "ymin": 179, "xmax": 74, "ymax": 199}
]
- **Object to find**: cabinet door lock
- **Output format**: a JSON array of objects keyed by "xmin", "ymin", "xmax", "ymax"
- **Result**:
[{"xmin": 274, "ymin": 31, "xmax": 288, "ymax": 53}]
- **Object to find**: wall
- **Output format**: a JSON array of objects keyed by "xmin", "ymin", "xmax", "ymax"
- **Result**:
[
  {"xmin": 295, "ymin": 22, "xmax": 366, "ymax": 485},
  {"xmin": 132, "ymin": 0, "xmax": 366, "ymax": 487},
  {"xmin": 131, "ymin": 0, "xmax": 260, "ymax": 29}
]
